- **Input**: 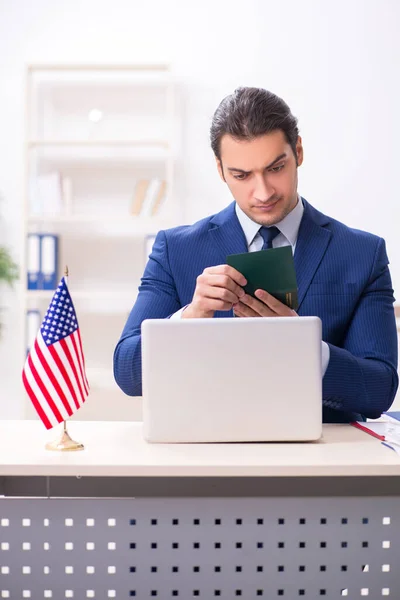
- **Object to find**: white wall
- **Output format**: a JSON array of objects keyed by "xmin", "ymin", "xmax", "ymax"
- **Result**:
[{"xmin": 0, "ymin": 0, "xmax": 399, "ymax": 417}]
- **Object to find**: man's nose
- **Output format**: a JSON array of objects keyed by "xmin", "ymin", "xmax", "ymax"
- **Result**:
[{"xmin": 254, "ymin": 176, "xmax": 275, "ymax": 202}]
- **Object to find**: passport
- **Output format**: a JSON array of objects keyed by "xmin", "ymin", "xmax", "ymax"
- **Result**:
[{"xmin": 226, "ymin": 245, "xmax": 299, "ymax": 310}]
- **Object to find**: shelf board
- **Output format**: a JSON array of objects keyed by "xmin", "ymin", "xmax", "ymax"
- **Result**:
[
  {"xmin": 29, "ymin": 67, "xmax": 173, "ymax": 89},
  {"xmin": 25, "ymin": 290, "xmax": 137, "ymax": 303},
  {"xmin": 27, "ymin": 215, "xmax": 174, "ymax": 236},
  {"xmin": 24, "ymin": 289, "xmax": 138, "ymax": 314},
  {"xmin": 28, "ymin": 139, "xmax": 170, "ymax": 148},
  {"xmin": 28, "ymin": 214, "xmax": 170, "ymax": 224},
  {"xmin": 27, "ymin": 141, "xmax": 172, "ymax": 165},
  {"xmin": 28, "ymin": 64, "xmax": 170, "ymax": 72}
]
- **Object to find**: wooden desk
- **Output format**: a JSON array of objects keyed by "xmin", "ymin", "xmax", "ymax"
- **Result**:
[{"xmin": 0, "ymin": 421, "xmax": 399, "ymax": 598}]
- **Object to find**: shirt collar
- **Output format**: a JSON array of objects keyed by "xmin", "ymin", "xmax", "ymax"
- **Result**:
[{"xmin": 235, "ymin": 195, "xmax": 304, "ymax": 248}]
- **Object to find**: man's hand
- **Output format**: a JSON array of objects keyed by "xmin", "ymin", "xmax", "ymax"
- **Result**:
[
  {"xmin": 233, "ymin": 289, "xmax": 298, "ymax": 318},
  {"xmin": 183, "ymin": 265, "xmax": 247, "ymax": 319}
]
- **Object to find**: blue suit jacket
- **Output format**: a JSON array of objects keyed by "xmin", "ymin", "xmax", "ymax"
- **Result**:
[{"xmin": 114, "ymin": 198, "xmax": 399, "ymax": 422}]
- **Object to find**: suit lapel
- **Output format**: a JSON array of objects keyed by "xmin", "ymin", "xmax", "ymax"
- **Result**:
[
  {"xmin": 208, "ymin": 202, "xmax": 248, "ymax": 259},
  {"xmin": 294, "ymin": 200, "xmax": 332, "ymax": 311}
]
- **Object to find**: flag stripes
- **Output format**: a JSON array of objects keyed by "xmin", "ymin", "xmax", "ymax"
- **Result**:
[{"xmin": 22, "ymin": 277, "xmax": 89, "ymax": 429}]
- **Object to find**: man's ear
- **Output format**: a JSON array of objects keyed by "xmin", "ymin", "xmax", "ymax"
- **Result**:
[
  {"xmin": 216, "ymin": 158, "xmax": 226, "ymax": 182},
  {"xmin": 296, "ymin": 136, "xmax": 304, "ymax": 167}
]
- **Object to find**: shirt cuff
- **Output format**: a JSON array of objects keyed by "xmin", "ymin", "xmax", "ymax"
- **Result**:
[
  {"xmin": 321, "ymin": 341, "xmax": 330, "ymax": 377},
  {"xmin": 169, "ymin": 306, "xmax": 188, "ymax": 319}
]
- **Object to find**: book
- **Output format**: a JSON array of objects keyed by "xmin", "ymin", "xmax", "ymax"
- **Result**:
[
  {"xmin": 151, "ymin": 180, "xmax": 167, "ymax": 216},
  {"xmin": 131, "ymin": 180, "xmax": 149, "ymax": 215},
  {"xmin": 227, "ymin": 245, "xmax": 298, "ymax": 310},
  {"xmin": 140, "ymin": 179, "xmax": 161, "ymax": 217}
]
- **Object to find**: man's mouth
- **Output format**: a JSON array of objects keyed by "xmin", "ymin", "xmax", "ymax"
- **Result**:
[{"xmin": 254, "ymin": 198, "xmax": 280, "ymax": 210}]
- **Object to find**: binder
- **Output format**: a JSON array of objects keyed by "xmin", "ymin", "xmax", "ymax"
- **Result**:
[
  {"xmin": 26, "ymin": 310, "xmax": 41, "ymax": 355},
  {"xmin": 40, "ymin": 234, "xmax": 59, "ymax": 290},
  {"xmin": 27, "ymin": 234, "xmax": 41, "ymax": 290}
]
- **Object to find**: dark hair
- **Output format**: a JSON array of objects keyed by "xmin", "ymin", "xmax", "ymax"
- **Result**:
[{"xmin": 210, "ymin": 87, "xmax": 299, "ymax": 164}]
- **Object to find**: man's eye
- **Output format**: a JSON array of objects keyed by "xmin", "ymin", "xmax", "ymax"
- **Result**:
[
  {"xmin": 233, "ymin": 173, "xmax": 248, "ymax": 180},
  {"xmin": 270, "ymin": 165, "xmax": 284, "ymax": 173}
]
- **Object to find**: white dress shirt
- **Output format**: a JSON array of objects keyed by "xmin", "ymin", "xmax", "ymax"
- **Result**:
[
  {"xmin": 172, "ymin": 197, "xmax": 330, "ymax": 376},
  {"xmin": 235, "ymin": 194, "xmax": 304, "ymax": 252}
]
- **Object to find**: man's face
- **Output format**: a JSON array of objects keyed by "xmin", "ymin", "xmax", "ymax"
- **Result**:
[{"xmin": 216, "ymin": 130, "xmax": 303, "ymax": 226}]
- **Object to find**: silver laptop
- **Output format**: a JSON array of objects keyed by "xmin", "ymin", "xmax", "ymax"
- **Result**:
[{"xmin": 142, "ymin": 317, "xmax": 322, "ymax": 443}]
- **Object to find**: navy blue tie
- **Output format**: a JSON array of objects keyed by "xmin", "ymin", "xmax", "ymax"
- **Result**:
[{"xmin": 259, "ymin": 225, "xmax": 280, "ymax": 250}]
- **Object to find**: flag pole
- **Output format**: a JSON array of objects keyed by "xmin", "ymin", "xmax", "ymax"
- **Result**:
[{"xmin": 45, "ymin": 266, "xmax": 85, "ymax": 452}]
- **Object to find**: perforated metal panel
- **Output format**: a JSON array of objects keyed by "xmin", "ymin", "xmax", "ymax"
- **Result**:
[{"xmin": 0, "ymin": 497, "xmax": 399, "ymax": 598}]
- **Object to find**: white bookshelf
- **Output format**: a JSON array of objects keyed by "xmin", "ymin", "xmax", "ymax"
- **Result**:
[{"xmin": 22, "ymin": 64, "xmax": 180, "ymax": 420}]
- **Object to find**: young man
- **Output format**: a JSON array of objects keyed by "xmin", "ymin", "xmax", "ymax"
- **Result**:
[{"xmin": 114, "ymin": 87, "xmax": 398, "ymax": 422}]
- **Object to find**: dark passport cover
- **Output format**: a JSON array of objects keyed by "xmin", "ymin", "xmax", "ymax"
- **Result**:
[{"xmin": 226, "ymin": 245, "xmax": 299, "ymax": 310}]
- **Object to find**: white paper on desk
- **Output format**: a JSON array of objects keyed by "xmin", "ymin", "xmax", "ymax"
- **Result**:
[
  {"xmin": 360, "ymin": 422, "xmax": 388, "ymax": 437},
  {"xmin": 384, "ymin": 424, "xmax": 400, "ymax": 452},
  {"xmin": 382, "ymin": 439, "xmax": 400, "ymax": 455},
  {"xmin": 360, "ymin": 420, "xmax": 400, "ymax": 455},
  {"xmin": 379, "ymin": 420, "xmax": 400, "ymax": 454}
]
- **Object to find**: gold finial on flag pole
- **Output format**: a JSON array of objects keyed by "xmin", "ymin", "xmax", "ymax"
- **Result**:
[{"xmin": 45, "ymin": 265, "xmax": 85, "ymax": 452}]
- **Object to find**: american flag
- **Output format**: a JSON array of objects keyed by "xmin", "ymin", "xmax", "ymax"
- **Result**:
[{"xmin": 22, "ymin": 277, "xmax": 89, "ymax": 429}]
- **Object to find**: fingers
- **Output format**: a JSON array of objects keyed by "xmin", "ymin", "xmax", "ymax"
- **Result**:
[
  {"xmin": 254, "ymin": 289, "xmax": 298, "ymax": 316},
  {"xmin": 238, "ymin": 294, "xmax": 276, "ymax": 317},
  {"xmin": 233, "ymin": 301, "xmax": 260, "ymax": 318},
  {"xmin": 202, "ymin": 273, "xmax": 246, "ymax": 302},
  {"xmin": 195, "ymin": 266, "xmax": 247, "ymax": 307},
  {"xmin": 204, "ymin": 265, "xmax": 247, "ymax": 287},
  {"xmin": 235, "ymin": 291, "xmax": 298, "ymax": 318},
  {"xmin": 188, "ymin": 265, "xmax": 248, "ymax": 318},
  {"xmin": 188, "ymin": 265, "xmax": 247, "ymax": 318},
  {"xmin": 201, "ymin": 283, "xmax": 242, "ymax": 305}
]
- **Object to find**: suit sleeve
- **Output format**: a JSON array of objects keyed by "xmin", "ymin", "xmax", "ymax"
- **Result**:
[
  {"xmin": 323, "ymin": 238, "xmax": 399, "ymax": 418},
  {"xmin": 113, "ymin": 230, "xmax": 181, "ymax": 396}
]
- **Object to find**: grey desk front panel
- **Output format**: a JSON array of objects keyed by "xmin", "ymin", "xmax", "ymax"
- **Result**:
[{"xmin": 0, "ymin": 477, "xmax": 399, "ymax": 598}]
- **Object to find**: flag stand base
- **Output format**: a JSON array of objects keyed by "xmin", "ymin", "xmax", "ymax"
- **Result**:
[{"xmin": 45, "ymin": 421, "xmax": 84, "ymax": 452}]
